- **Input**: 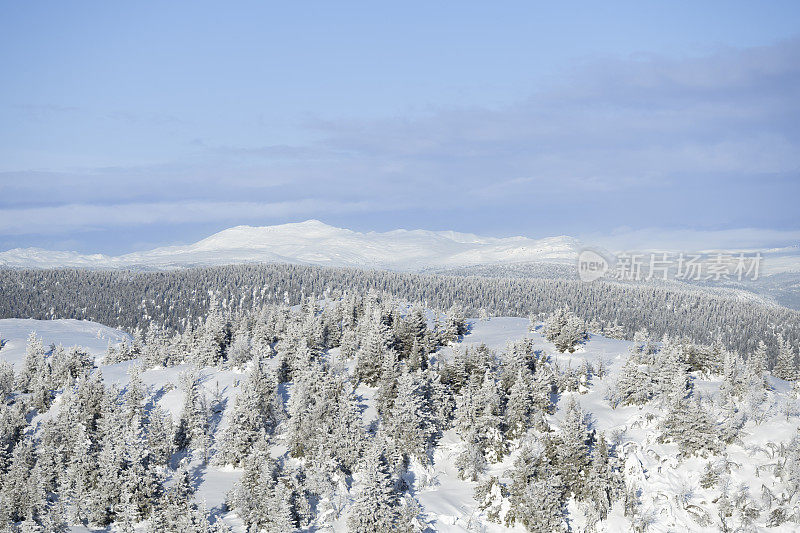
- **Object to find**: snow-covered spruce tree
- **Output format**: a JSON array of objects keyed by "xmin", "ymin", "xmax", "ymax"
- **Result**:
[
  {"xmin": 146, "ymin": 405, "xmax": 175, "ymax": 466},
  {"xmin": 543, "ymin": 308, "xmax": 587, "ymax": 353},
  {"xmin": 249, "ymin": 319, "xmax": 275, "ymax": 362},
  {"xmin": 505, "ymin": 437, "xmax": 566, "ymax": 532},
  {"xmin": 584, "ymin": 432, "xmax": 622, "ymax": 522},
  {"xmin": 216, "ymin": 355, "xmax": 280, "ymax": 466},
  {"xmin": 478, "ymin": 370, "xmax": 507, "ymax": 461},
  {"xmin": 503, "ymin": 338, "xmax": 537, "ymax": 376},
  {"xmin": 174, "ymin": 369, "xmax": 212, "ymax": 462},
  {"xmin": 400, "ymin": 305, "xmax": 429, "ymax": 370},
  {"xmin": 123, "ymin": 364, "xmax": 146, "ymax": 424},
  {"xmin": 347, "ymin": 444, "xmax": 407, "ymax": 533},
  {"xmin": 29, "ymin": 355, "xmax": 54, "ymax": 413},
  {"xmin": 442, "ymin": 303, "xmax": 468, "ymax": 343},
  {"xmin": 746, "ymin": 340, "xmax": 768, "ymax": 389},
  {"xmin": 90, "ymin": 386, "xmax": 135, "ymax": 526},
  {"xmin": 339, "ymin": 328, "xmax": 359, "ymax": 360},
  {"xmin": 773, "ymin": 335, "xmax": 799, "ymax": 382},
  {"xmin": 0, "ymin": 400, "xmax": 28, "ymax": 479},
  {"xmin": 555, "ymin": 397, "xmax": 591, "ymax": 498},
  {"xmin": 612, "ymin": 349, "xmax": 653, "ymax": 407},
  {"xmin": 227, "ymin": 434, "xmax": 298, "ymax": 532},
  {"xmin": 355, "ymin": 318, "xmax": 394, "ymax": 386},
  {"xmin": 718, "ymin": 349, "xmax": 747, "ymax": 402},
  {"xmin": 148, "ymin": 459, "xmax": 221, "ymax": 533},
  {"xmin": 0, "ymin": 361, "xmax": 14, "ymax": 404},
  {"xmin": 191, "ymin": 307, "xmax": 232, "ymax": 367},
  {"xmin": 454, "ymin": 371, "xmax": 506, "ymax": 464},
  {"xmin": 375, "ymin": 347, "xmax": 401, "ymax": 417},
  {"xmin": 384, "ymin": 369, "xmax": 438, "ymax": 465},
  {"xmin": 141, "ymin": 322, "xmax": 168, "ymax": 368},
  {"xmin": 287, "ymin": 360, "xmax": 365, "ymax": 474},
  {"xmin": 50, "ymin": 345, "xmax": 93, "ymax": 389},
  {"xmin": 122, "ymin": 416, "xmax": 164, "ymax": 521},
  {"xmin": 1, "ymin": 434, "xmax": 37, "ymax": 523},
  {"xmin": 651, "ymin": 341, "xmax": 689, "ymax": 400},
  {"xmin": 603, "ymin": 321, "xmax": 627, "ymax": 340},
  {"xmin": 658, "ymin": 394, "xmax": 722, "ymax": 458},
  {"xmin": 455, "ymin": 435, "xmax": 488, "ymax": 482},
  {"xmin": 17, "ymin": 332, "xmax": 46, "ymax": 393},
  {"xmin": 32, "ymin": 426, "xmax": 60, "ymax": 497},
  {"xmin": 226, "ymin": 329, "xmax": 253, "ymax": 368},
  {"xmin": 543, "ymin": 308, "xmax": 569, "ymax": 342},
  {"xmin": 505, "ymin": 369, "xmax": 535, "ymax": 440},
  {"xmin": 717, "ymin": 393, "xmax": 745, "ymax": 445},
  {"xmin": 59, "ymin": 422, "xmax": 97, "ymax": 524},
  {"xmin": 407, "ymin": 337, "xmax": 428, "ymax": 372},
  {"xmin": 452, "ymin": 372, "xmax": 503, "ymax": 479}
]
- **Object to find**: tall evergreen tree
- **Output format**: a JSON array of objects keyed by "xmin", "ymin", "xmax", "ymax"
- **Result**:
[{"xmin": 347, "ymin": 445, "xmax": 405, "ymax": 533}]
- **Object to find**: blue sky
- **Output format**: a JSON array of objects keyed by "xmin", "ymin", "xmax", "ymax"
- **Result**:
[{"xmin": 1, "ymin": 1, "xmax": 799, "ymax": 254}]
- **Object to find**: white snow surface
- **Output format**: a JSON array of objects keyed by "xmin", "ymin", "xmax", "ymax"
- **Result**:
[{"xmin": 2, "ymin": 317, "xmax": 799, "ymax": 532}]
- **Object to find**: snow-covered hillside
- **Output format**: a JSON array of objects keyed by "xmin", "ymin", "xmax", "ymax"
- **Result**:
[
  {"xmin": 2, "ymin": 310, "xmax": 798, "ymax": 532},
  {"xmin": 0, "ymin": 220, "xmax": 582, "ymax": 271}
]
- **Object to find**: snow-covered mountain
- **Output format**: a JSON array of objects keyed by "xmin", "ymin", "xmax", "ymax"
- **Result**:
[{"xmin": 0, "ymin": 220, "xmax": 583, "ymax": 271}]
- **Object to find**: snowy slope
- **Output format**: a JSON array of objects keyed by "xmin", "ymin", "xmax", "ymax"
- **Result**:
[{"xmin": 0, "ymin": 318, "xmax": 130, "ymax": 368}]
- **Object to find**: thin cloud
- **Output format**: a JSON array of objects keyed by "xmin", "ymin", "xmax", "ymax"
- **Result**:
[
  {"xmin": 587, "ymin": 227, "xmax": 800, "ymax": 253},
  {"xmin": 0, "ymin": 199, "xmax": 377, "ymax": 236}
]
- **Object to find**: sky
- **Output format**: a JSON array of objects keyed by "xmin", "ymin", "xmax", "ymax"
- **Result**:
[{"xmin": 1, "ymin": 1, "xmax": 799, "ymax": 255}]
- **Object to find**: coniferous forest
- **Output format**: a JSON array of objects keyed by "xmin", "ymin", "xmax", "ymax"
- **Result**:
[
  {"xmin": 0, "ymin": 266, "xmax": 799, "ymax": 531},
  {"xmin": 1, "ymin": 264, "xmax": 798, "ymax": 362}
]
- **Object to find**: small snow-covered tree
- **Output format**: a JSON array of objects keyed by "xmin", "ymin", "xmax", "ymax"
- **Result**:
[
  {"xmin": 347, "ymin": 445, "xmax": 405, "ymax": 533},
  {"xmin": 355, "ymin": 320, "xmax": 393, "ymax": 386},
  {"xmin": 773, "ymin": 335, "xmax": 799, "ymax": 382},
  {"xmin": 174, "ymin": 370, "xmax": 211, "ymax": 462},
  {"xmin": 659, "ymin": 396, "xmax": 722, "ymax": 458},
  {"xmin": 544, "ymin": 308, "xmax": 587, "ymax": 353},
  {"xmin": 17, "ymin": 332, "xmax": 46, "ymax": 393},
  {"xmin": 584, "ymin": 433, "xmax": 621, "ymax": 520},
  {"xmin": 385, "ymin": 370, "xmax": 437, "ymax": 464},
  {"xmin": 505, "ymin": 438, "xmax": 566, "ymax": 532},
  {"xmin": 216, "ymin": 357, "xmax": 280, "ymax": 466},
  {"xmin": 556, "ymin": 398, "xmax": 591, "ymax": 497},
  {"xmin": 505, "ymin": 370, "xmax": 535, "ymax": 440}
]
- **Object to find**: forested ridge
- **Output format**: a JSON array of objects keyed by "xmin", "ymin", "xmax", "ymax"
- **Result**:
[{"xmin": 1, "ymin": 263, "xmax": 798, "ymax": 364}]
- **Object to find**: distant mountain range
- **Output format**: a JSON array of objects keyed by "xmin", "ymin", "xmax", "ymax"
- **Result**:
[
  {"xmin": 0, "ymin": 219, "xmax": 797, "ymax": 276},
  {"xmin": 2, "ymin": 220, "xmax": 799, "ymax": 309},
  {"xmin": 0, "ymin": 220, "xmax": 584, "ymax": 271}
]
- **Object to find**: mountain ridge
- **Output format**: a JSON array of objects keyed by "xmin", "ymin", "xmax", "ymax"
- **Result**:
[
  {"xmin": 2, "ymin": 221, "xmax": 798, "ymax": 278},
  {"xmin": 0, "ymin": 220, "xmax": 582, "ymax": 271}
]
